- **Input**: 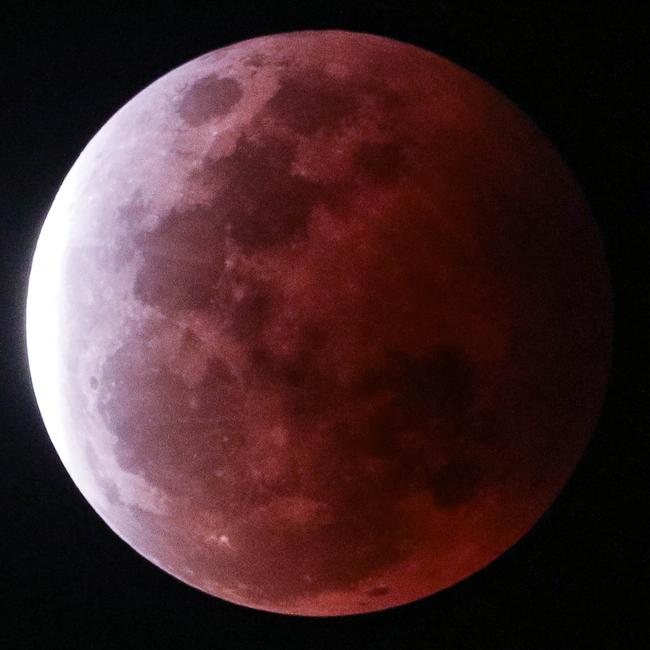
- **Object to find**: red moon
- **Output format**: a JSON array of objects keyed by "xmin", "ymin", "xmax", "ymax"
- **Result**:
[{"xmin": 26, "ymin": 31, "xmax": 611, "ymax": 616}]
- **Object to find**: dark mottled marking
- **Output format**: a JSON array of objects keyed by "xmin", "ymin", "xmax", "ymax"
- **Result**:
[
  {"xmin": 205, "ymin": 133, "xmax": 337, "ymax": 251},
  {"xmin": 354, "ymin": 347, "xmax": 475, "ymax": 423},
  {"xmin": 225, "ymin": 281, "xmax": 273, "ymax": 342},
  {"xmin": 132, "ymin": 203, "xmax": 225, "ymax": 312},
  {"xmin": 340, "ymin": 347, "xmax": 477, "ymax": 473},
  {"xmin": 354, "ymin": 141, "xmax": 407, "ymax": 182},
  {"xmin": 244, "ymin": 53, "xmax": 268, "ymax": 68},
  {"xmin": 145, "ymin": 201, "xmax": 224, "ymax": 255},
  {"xmin": 466, "ymin": 408, "xmax": 501, "ymax": 446},
  {"xmin": 251, "ymin": 323, "xmax": 326, "ymax": 389},
  {"xmin": 400, "ymin": 349, "xmax": 474, "ymax": 414},
  {"xmin": 134, "ymin": 258, "xmax": 211, "ymax": 310},
  {"xmin": 178, "ymin": 76, "xmax": 243, "ymax": 126},
  {"xmin": 180, "ymin": 327, "xmax": 201, "ymax": 351},
  {"xmin": 249, "ymin": 323, "xmax": 333, "ymax": 441},
  {"xmin": 361, "ymin": 75, "xmax": 404, "ymax": 104},
  {"xmin": 367, "ymin": 586, "xmax": 390, "ymax": 597},
  {"xmin": 116, "ymin": 191, "xmax": 147, "ymax": 224},
  {"xmin": 282, "ymin": 325, "xmax": 327, "ymax": 389},
  {"xmin": 134, "ymin": 260, "xmax": 215, "ymax": 311},
  {"xmin": 429, "ymin": 460, "xmax": 481, "ymax": 509},
  {"xmin": 89, "ymin": 376, "xmax": 99, "ymax": 389},
  {"xmin": 97, "ymin": 340, "xmax": 243, "ymax": 501},
  {"xmin": 211, "ymin": 267, "xmax": 276, "ymax": 343},
  {"xmin": 265, "ymin": 68, "xmax": 360, "ymax": 135}
]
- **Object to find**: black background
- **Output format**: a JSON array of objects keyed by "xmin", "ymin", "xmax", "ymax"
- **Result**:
[{"xmin": 1, "ymin": 2, "xmax": 647, "ymax": 648}]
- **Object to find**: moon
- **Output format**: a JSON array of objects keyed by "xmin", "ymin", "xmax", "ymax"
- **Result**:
[{"xmin": 26, "ymin": 30, "xmax": 611, "ymax": 616}]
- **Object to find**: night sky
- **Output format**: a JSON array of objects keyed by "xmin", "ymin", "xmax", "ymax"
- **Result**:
[{"xmin": 1, "ymin": 2, "xmax": 646, "ymax": 648}]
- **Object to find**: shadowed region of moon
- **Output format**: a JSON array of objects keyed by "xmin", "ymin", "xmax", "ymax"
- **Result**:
[
  {"xmin": 265, "ymin": 68, "xmax": 361, "ymax": 135},
  {"xmin": 26, "ymin": 30, "xmax": 611, "ymax": 616},
  {"xmin": 204, "ymin": 131, "xmax": 336, "ymax": 251}
]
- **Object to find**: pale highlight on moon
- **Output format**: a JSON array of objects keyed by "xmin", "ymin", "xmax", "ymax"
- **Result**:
[{"xmin": 26, "ymin": 30, "xmax": 611, "ymax": 616}]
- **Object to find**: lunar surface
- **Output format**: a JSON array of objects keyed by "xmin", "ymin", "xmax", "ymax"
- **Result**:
[{"xmin": 26, "ymin": 31, "xmax": 611, "ymax": 616}]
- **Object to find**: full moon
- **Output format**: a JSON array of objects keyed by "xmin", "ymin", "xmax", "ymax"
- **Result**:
[{"xmin": 27, "ymin": 31, "xmax": 611, "ymax": 616}]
